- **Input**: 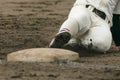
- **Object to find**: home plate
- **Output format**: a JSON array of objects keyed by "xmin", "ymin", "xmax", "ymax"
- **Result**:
[{"xmin": 7, "ymin": 48, "xmax": 79, "ymax": 62}]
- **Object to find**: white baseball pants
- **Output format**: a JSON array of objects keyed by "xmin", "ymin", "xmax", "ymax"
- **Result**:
[{"xmin": 58, "ymin": 5, "xmax": 112, "ymax": 52}]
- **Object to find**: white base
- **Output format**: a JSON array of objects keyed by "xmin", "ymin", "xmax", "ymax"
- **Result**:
[{"xmin": 7, "ymin": 48, "xmax": 79, "ymax": 62}]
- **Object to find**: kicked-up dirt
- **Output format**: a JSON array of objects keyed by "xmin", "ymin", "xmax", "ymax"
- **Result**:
[{"xmin": 0, "ymin": 0, "xmax": 120, "ymax": 80}]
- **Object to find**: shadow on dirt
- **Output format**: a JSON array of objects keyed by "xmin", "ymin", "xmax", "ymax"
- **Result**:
[{"xmin": 62, "ymin": 44, "xmax": 117, "ymax": 57}]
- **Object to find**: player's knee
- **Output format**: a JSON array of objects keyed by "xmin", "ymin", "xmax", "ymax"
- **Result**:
[
  {"xmin": 93, "ymin": 38, "xmax": 111, "ymax": 52},
  {"xmin": 69, "ymin": 6, "xmax": 91, "ymax": 26}
]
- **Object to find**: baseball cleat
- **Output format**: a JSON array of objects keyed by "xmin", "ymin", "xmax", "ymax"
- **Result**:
[{"xmin": 49, "ymin": 32, "xmax": 71, "ymax": 48}]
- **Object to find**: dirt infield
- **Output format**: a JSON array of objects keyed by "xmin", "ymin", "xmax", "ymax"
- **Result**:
[{"xmin": 0, "ymin": 0, "xmax": 120, "ymax": 80}]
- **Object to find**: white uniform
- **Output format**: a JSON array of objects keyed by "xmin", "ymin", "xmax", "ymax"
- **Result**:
[
  {"xmin": 58, "ymin": 0, "xmax": 118, "ymax": 52},
  {"xmin": 114, "ymin": 1, "xmax": 120, "ymax": 14},
  {"xmin": 74, "ymin": 0, "xmax": 118, "ymax": 26}
]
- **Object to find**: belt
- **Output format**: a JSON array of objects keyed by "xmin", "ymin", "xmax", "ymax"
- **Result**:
[{"xmin": 86, "ymin": 5, "xmax": 110, "ymax": 24}]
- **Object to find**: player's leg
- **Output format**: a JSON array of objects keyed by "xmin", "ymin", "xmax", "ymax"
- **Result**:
[
  {"xmin": 111, "ymin": 14, "xmax": 120, "ymax": 46},
  {"xmin": 111, "ymin": 14, "xmax": 120, "ymax": 51},
  {"xmin": 49, "ymin": 6, "xmax": 91, "ymax": 48},
  {"xmin": 78, "ymin": 14, "xmax": 112, "ymax": 52},
  {"xmin": 59, "ymin": 6, "xmax": 91, "ymax": 37}
]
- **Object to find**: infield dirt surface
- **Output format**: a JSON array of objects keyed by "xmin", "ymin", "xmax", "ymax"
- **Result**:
[{"xmin": 0, "ymin": 0, "xmax": 120, "ymax": 80}]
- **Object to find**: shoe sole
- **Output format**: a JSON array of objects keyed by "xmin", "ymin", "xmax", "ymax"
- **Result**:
[{"xmin": 49, "ymin": 32, "xmax": 71, "ymax": 48}]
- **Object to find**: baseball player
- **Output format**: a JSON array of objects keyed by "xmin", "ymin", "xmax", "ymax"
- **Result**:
[
  {"xmin": 49, "ymin": 0, "xmax": 119, "ymax": 52},
  {"xmin": 111, "ymin": 1, "xmax": 120, "ymax": 51}
]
